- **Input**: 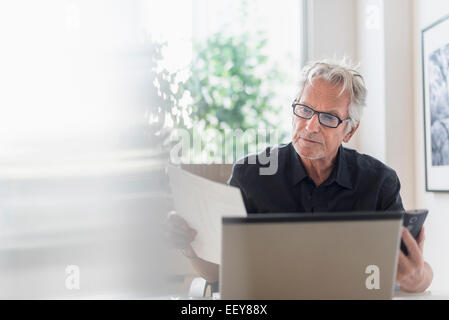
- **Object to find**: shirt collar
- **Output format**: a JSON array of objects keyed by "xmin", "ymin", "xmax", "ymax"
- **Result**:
[
  {"xmin": 332, "ymin": 145, "xmax": 353, "ymax": 190},
  {"xmin": 289, "ymin": 143, "xmax": 353, "ymax": 190},
  {"xmin": 288, "ymin": 143, "xmax": 308, "ymax": 186}
]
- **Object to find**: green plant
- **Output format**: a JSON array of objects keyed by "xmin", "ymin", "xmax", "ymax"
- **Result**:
[
  {"xmin": 181, "ymin": 30, "xmax": 287, "ymax": 162},
  {"xmin": 145, "ymin": 38, "xmax": 184, "ymax": 149}
]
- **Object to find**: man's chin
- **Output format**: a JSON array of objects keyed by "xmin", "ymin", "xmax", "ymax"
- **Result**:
[{"xmin": 293, "ymin": 143, "xmax": 324, "ymax": 160}]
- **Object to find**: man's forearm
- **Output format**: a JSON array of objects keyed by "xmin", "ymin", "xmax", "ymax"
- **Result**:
[
  {"xmin": 182, "ymin": 246, "xmax": 219, "ymax": 283},
  {"xmin": 189, "ymin": 257, "xmax": 219, "ymax": 284}
]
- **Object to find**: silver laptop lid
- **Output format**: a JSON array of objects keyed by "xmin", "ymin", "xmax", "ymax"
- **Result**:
[{"xmin": 221, "ymin": 212, "xmax": 404, "ymax": 300}]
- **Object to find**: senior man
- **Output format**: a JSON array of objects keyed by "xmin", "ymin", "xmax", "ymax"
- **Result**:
[{"xmin": 167, "ymin": 59, "xmax": 433, "ymax": 293}]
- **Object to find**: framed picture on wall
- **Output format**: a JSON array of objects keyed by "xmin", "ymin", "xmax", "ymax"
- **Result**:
[{"xmin": 422, "ymin": 13, "xmax": 449, "ymax": 192}]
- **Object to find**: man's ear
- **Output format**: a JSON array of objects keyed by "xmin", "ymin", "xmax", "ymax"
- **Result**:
[{"xmin": 343, "ymin": 122, "xmax": 359, "ymax": 143}]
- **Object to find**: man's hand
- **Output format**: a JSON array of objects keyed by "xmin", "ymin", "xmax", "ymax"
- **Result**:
[
  {"xmin": 164, "ymin": 211, "xmax": 219, "ymax": 282},
  {"xmin": 165, "ymin": 211, "xmax": 198, "ymax": 254},
  {"xmin": 396, "ymin": 226, "xmax": 433, "ymax": 293}
]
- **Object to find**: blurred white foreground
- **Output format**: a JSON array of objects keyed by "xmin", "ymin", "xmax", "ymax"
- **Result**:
[{"xmin": 0, "ymin": 0, "xmax": 184, "ymax": 298}]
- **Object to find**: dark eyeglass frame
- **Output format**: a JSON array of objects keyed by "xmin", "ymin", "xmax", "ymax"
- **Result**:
[{"xmin": 291, "ymin": 102, "xmax": 351, "ymax": 128}]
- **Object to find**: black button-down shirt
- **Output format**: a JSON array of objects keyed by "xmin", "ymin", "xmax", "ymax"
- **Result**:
[{"xmin": 228, "ymin": 142, "xmax": 404, "ymax": 213}]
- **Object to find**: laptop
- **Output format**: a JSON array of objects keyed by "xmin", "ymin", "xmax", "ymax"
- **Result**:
[{"xmin": 220, "ymin": 212, "xmax": 404, "ymax": 300}]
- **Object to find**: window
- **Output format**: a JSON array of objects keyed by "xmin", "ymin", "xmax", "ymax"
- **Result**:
[{"xmin": 144, "ymin": 0, "xmax": 305, "ymax": 163}]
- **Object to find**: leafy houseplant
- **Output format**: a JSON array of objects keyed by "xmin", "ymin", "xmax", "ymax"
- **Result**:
[
  {"xmin": 145, "ymin": 39, "xmax": 184, "ymax": 150},
  {"xmin": 180, "ymin": 30, "xmax": 287, "ymax": 163}
]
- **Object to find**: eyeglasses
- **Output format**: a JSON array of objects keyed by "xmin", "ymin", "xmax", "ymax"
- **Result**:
[{"xmin": 292, "ymin": 102, "xmax": 351, "ymax": 128}]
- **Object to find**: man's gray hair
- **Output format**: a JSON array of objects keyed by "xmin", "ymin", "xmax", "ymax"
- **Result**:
[{"xmin": 297, "ymin": 58, "xmax": 367, "ymax": 134}]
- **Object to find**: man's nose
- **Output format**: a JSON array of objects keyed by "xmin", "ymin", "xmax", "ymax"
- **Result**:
[{"xmin": 305, "ymin": 114, "xmax": 320, "ymax": 133}]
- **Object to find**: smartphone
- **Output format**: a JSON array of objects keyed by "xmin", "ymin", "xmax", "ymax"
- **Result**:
[{"xmin": 400, "ymin": 209, "xmax": 428, "ymax": 256}]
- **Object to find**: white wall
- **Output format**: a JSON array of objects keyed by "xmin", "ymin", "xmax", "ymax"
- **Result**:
[
  {"xmin": 308, "ymin": 0, "xmax": 357, "ymax": 61},
  {"xmin": 383, "ymin": 0, "xmax": 415, "ymax": 211},
  {"xmin": 412, "ymin": 0, "xmax": 449, "ymax": 294},
  {"xmin": 355, "ymin": 0, "xmax": 415, "ymax": 211},
  {"xmin": 355, "ymin": 0, "xmax": 387, "ymax": 166}
]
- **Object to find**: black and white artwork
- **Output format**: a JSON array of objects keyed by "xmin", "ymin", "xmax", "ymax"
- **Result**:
[
  {"xmin": 429, "ymin": 43, "xmax": 449, "ymax": 166},
  {"xmin": 423, "ymin": 14, "xmax": 449, "ymax": 191}
]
